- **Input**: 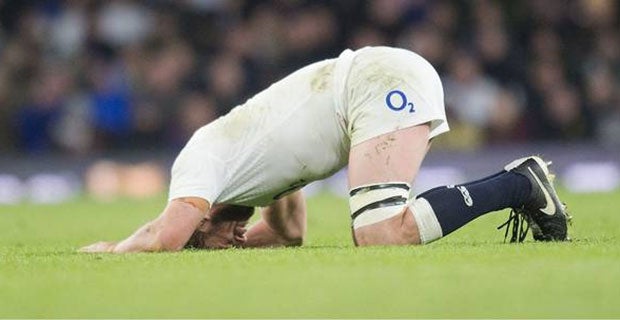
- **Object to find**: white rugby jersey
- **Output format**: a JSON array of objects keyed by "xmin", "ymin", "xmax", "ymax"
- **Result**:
[{"xmin": 169, "ymin": 46, "xmax": 449, "ymax": 206}]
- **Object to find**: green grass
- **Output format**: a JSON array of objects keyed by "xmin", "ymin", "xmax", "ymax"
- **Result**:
[{"xmin": 1, "ymin": 190, "xmax": 619, "ymax": 318}]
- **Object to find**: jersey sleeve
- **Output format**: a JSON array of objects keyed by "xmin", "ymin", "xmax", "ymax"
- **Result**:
[{"xmin": 168, "ymin": 142, "xmax": 224, "ymax": 205}]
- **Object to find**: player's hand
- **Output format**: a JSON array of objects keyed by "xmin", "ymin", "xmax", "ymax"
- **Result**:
[
  {"xmin": 233, "ymin": 223, "xmax": 247, "ymax": 246},
  {"xmin": 79, "ymin": 241, "xmax": 117, "ymax": 253}
]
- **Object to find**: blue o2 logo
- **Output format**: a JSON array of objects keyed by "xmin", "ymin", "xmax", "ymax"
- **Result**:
[{"xmin": 385, "ymin": 90, "xmax": 415, "ymax": 113}]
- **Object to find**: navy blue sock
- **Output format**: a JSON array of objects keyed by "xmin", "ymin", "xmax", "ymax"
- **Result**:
[{"xmin": 416, "ymin": 170, "xmax": 531, "ymax": 236}]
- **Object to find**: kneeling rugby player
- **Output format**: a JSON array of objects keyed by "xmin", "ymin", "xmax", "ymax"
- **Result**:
[{"xmin": 81, "ymin": 46, "xmax": 570, "ymax": 253}]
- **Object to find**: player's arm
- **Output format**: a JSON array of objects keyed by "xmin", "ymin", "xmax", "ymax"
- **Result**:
[
  {"xmin": 80, "ymin": 197, "xmax": 208, "ymax": 253},
  {"xmin": 243, "ymin": 190, "xmax": 307, "ymax": 248}
]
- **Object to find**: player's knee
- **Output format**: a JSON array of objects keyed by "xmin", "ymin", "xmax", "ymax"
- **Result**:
[{"xmin": 349, "ymin": 183, "xmax": 421, "ymax": 246}]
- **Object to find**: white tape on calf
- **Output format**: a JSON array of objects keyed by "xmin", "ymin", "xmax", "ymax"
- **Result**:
[
  {"xmin": 352, "ymin": 205, "xmax": 407, "ymax": 229},
  {"xmin": 349, "ymin": 182, "xmax": 410, "ymax": 229},
  {"xmin": 409, "ymin": 197, "xmax": 443, "ymax": 244}
]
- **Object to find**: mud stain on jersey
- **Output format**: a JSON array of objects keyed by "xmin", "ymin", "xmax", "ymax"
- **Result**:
[
  {"xmin": 219, "ymin": 105, "xmax": 253, "ymax": 141},
  {"xmin": 350, "ymin": 60, "xmax": 404, "ymax": 91},
  {"xmin": 310, "ymin": 64, "xmax": 334, "ymax": 92},
  {"xmin": 216, "ymin": 97, "xmax": 271, "ymax": 142}
]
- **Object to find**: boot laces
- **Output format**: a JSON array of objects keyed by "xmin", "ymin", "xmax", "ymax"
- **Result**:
[
  {"xmin": 497, "ymin": 202, "xmax": 572, "ymax": 243},
  {"xmin": 496, "ymin": 208, "xmax": 529, "ymax": 243}
]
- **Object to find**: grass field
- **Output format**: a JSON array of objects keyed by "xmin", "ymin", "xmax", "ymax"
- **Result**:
[{"xmin": 1, "ymin": 189, "xmax": 619, "ymax": 318}]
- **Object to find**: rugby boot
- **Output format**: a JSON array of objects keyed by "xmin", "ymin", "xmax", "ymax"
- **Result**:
[{"xmin": 503, "ymin": 156, "xmax": 571, "ymax": 241}]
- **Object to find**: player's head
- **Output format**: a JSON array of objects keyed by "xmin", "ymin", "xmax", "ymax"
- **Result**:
[
  {"xmin": 185, "ymin": 205, "xmax": 253, "ymax": 249},
  {"xmin": 185, "ymin": 219, "xmax": 248, "ymax": 249}
]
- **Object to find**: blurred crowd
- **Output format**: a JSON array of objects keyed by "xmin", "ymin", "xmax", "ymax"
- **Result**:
[{"xmin": 0, "ymin": 0, "xmax": 619, "ymax": 155}]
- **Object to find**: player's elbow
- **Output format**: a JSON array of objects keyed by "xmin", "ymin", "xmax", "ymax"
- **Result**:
[
  {"xmin": 270, "ymin": 211, "xmax": 306, "ymax": 246},
  {"xmin": 265, "ymin": 212, "xmax": 305, "ymax": 247},
  {"xmin": 280, "ymin": 226, "xmax": 305, "ymax": 247},
  {"xmin": 276, "ymin": 190, "xmax": 307, "ymax": 246}
]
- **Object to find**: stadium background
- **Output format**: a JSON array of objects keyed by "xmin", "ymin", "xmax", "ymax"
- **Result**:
[
  {"xmin": 1, "ymin": 1, "xmax": 620, "ymax": 318},
  {"xmin": 0, "ymin": 0, "xmax": 619, "ymax": 201}
]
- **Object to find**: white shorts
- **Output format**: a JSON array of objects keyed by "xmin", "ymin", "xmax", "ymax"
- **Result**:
[{"xmin": 334, "ymin": 46, "xmax": 449, "ymax": 146}]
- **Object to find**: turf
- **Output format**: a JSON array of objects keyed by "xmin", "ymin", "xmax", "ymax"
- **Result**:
[{"xmin": 1, "ymin": 189, "xmax": 619, "ymax": 318}]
